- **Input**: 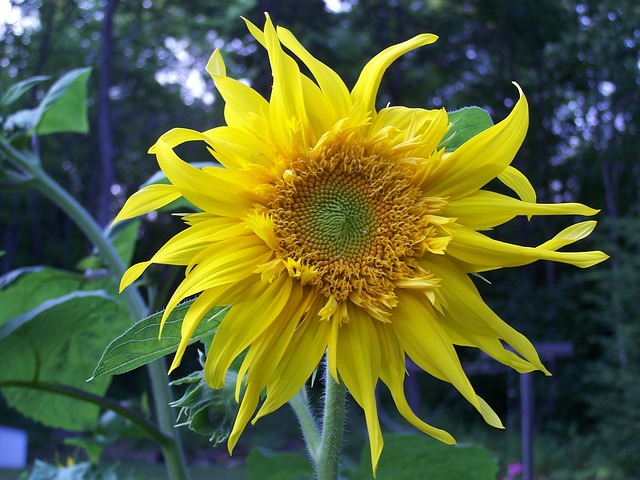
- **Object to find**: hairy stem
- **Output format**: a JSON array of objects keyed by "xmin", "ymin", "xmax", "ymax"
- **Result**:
[
  {"xmin": 316, "ymin": 372, "xmax": 347, "ymax": 480},
  {"xmin": 289, "ymin": 387, "xmax": 321, "ymax": 462}
]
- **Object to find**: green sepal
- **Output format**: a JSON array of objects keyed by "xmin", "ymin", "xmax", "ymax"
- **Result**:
[
  {"xmin": 91, "ymin": 302, "xmax": 228, "ymax": 378},
  {"xmin": 439, "ymin": 106, "xmax": 493, "ymax": 152},
  {"xmin": 170, "ymin": 353, "xmax": 240, "ymax": 446}
]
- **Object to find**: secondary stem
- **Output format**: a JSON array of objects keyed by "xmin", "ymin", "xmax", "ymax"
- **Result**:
[
  {"xmin": 289, "ymin": 387, "xmax": 321, "ymax": 462},
  {"xmin": 316, "ymin": 372, "xmax": 347, "ymax": 480}
]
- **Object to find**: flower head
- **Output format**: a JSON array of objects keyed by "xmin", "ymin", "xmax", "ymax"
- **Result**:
[{"xmin": 114, "ymin": 15, "xmax": 607, "ymax": 474}]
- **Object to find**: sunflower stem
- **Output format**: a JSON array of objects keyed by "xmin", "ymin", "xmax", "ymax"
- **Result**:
[
  {"xmin": 316, "ymin": 372, "xmax": 347, "ymax": 480},
  {"xmin": 15, "ymin": 154, "xmax": 190, "ymax": 480},
  {"xmin": 289, "ymin": 387, "xmax": 321, "ymax": 462}
]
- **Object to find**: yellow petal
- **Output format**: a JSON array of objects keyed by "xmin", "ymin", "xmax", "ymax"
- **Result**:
[
  {"xmin": 153, "ymin": 136, "xmax": 255, "ymax": 217},
  {"xmin": 227, "ymin": 283, "xmax": 305, "ymax": 451},
  {"xmin": 169, "ymin": 288, "xmax": 222, "ymax": 371},
  {"xmin": 277, "ymin": 25, "xmax": 352, "ymax": 120},
  {"xmin": 424, "ymin": 84, "xmax": 528, "ymax": 200},
  {"xmin": 375, "ymin": 321, "xmax": 456, "ymax": 444},
  {"xmin": 206, "ymin": 49, "xmax": 226, "ymax": 78},
  {"xmin": 447, "ymin": 222, "xmax": 609, "ymax": 270},
  {"xmin": 204, "ymin": 275, "xmax": 293, "ymax": 388},
  {"xmin": 210, "ymin": 74, "xmax": 269, "ymax": 131},
  {"xmin": 119, "ymin": 261, "xmax": 151, "ymax": 291},
  {"xmin": 351, "ymin": 33, "xmax": 438, "ymax": 115},
  {"xmin": 160, "ymin": 236, "xmax": 272, "ymax": 324},
  {"xmin": 255, "ymin": 295, "xmax": 329, "ymax": 420},
  {"xmin": 112, "ymin": 183, "xmax": 180, "ymax": 225},
  {"xmin": 444, "ymin": 190, "xmax": 600, "ymax": 230},
  {"xmin": 498, "ymin": 165, "xmax": 536, "ymax": 203},
  {"xmin": 336, "ymin": 305, "xmax": 384, "ymax": 475},
  {"xmin": 424, "ymin": 256, "xmax": 549, "ymax": 374},
  {"xmin": 392, "ymin": 290, "xmax": 481, "ymax": 411}
]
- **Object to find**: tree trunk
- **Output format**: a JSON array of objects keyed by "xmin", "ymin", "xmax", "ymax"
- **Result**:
[{"xmin": 96, "ymin": 0, "xmax": 118, "ymax": 227}]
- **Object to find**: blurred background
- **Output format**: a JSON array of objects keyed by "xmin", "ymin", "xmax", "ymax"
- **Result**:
[{"xmin": 1, "ymin": 0, "xmax": 639, "ymax": 478}]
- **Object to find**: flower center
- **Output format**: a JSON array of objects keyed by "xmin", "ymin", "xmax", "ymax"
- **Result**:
[
  {"xmin": 268, "ymin": 137, "xmax": 434, "ymax": 317},
  {"xmin": 298, "ymin": 178, "xmax": 373, "ymax": 260}
]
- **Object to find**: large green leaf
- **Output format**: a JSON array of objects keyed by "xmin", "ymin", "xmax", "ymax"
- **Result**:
[
  {"xmin": 439, "ymin": 106, "xmax": 493, "ymax": 152},
  {"xmin": 0, "ymin": 267, "xmax": 85, "ymax": 326},
  {"xmin": 246, "ymin": 449, "xmax": 313, "ymax": 480},
  {"xmin": 351, "ymin": 434, "xmax": 499, "ymax": 480},
  {"xmin": 0, "ymin": 291, "xmax": 129, "ymax": 430},
  {"xmin": 2, "ymin": 68, "xmax": 91, "ymax": 135},
  {"xmin": 37, "ymin": 67, "xmax": 92, "ymax": 135},
  {"xmin": 92, "ymin": 301, "xmax": 228, "ymax": 378},
  {"xmin": 0, "ymin": 266, "xmax": 124, "ymax": 327}
]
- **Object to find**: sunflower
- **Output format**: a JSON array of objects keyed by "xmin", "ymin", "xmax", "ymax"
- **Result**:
[{"xmin": 114, "ymin": 15, "xmax": 607, "ymax": 473}]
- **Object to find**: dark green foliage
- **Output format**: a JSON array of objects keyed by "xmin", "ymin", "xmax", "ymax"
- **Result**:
[{"xmin": 351, "ymin": 434, "xmax": 498, "ymax": 480}]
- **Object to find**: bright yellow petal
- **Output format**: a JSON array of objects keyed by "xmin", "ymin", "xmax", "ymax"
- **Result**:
[
  {"xmin": 447, "ymin": 221, "xmax": 609, "ymax": 270},
  {"xmin": 254, "ymin": 295, "xmax": 329, "ymax": 420},
  {"xmin": 205, "ymin": 48, "xmax": 226, "ymax": 78},
  {"xmin": 351, "ymin": 34, "xmax": 438, "ymax": 115},
  {"xmin": 227, "ymin": 283, "xmax": 305, "ymax": 451},
  {"xmin": 152, "ymin": 136, "xmax": 256, "ymax": 216},
  {"xmin": 204, "ymin": 275, "xmax": 293, "ymax": 388},
  {"xmin": 160, "ymin": 236, "xmax": 272, "ymax": 324},
  {"xmin": 424, "ymin": 256, "xmax": 549, "ymax": 374},
  {"xmin": 444, "ymin": 190, "xmax": 599, "ymax": 230},
  {"xmin": 336, "ymin": 305, "xmax": 383, "ymax": 475},
  {"xmin": 498, "ymin": 165, "xmax": 536, "ymax": 203},
  {"xmin": 119, "ymin": 261, "xmax": 151, "ymax": 291},
  {"xmin": 277, "ymin": 25, "xmax": 352, "ymax": 120},
  {"xmin": 169, "ymin": 288, "xmax": 223, "ymax": 371},
  {"xmin": 370, "ymin": 106, "xmax": 449, "ymax": 160},
  {"xmin": 375, "ymin": 321, "xmax": 456, "ymax": 444},
  {"xmin": 112, "ymin": 183, "xmax": 180, "ymax": 225},
  {"xmin": 392, "ymin": 290, "xmax": 481, "ymax": 411},
  {"xmin": 423, "ymin": 84, "xmax": 528, "ymax": 200}
]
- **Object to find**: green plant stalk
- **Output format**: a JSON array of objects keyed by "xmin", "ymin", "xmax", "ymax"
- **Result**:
[
  {"xmin": 1, "ymin": 380, "xmax": 172, "ymax": 445},
  {"xmin": 316, "ymin": 372, "xmax": 347, "ymax": 480},
  {"xmin": 2, "ymin": 140, "xmax": 190, "ymax": 480},
  {"xmin": 289, "ymin": 387, "xmax": 321, "ymax": 463}
]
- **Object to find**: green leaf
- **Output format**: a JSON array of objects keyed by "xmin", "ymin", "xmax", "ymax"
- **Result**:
[
  {"xmin": 37, "ymin": 67, "xmax": 92, "ymax": 135},
  {"xmin": 92, "ymin": 301, "xmax": 228, "ymax": 378},
  {"xmin": 171, "ymin": 365, "xmax": 240, "ymax": 445},
  {"xmin": 439, "ymin": 106, "xmax": 493, "ymax": 152},
  {"xmin": 2, "ymin": 69, "xmax": 92, "ymax": 135},
  {"xmin": 246, "ymin": 449, "xmax": 313, "ymax": 480},
  {"xmin": 351, "ymin": 434, "xmax": 499, "ymax": 480},
  {"xmin": 0, "ymin": 75, "xmax": 50, "ymax": 110},
  {"xmin": 0, "ymin": 291, "xmax": 130, "ymax": 430}
]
